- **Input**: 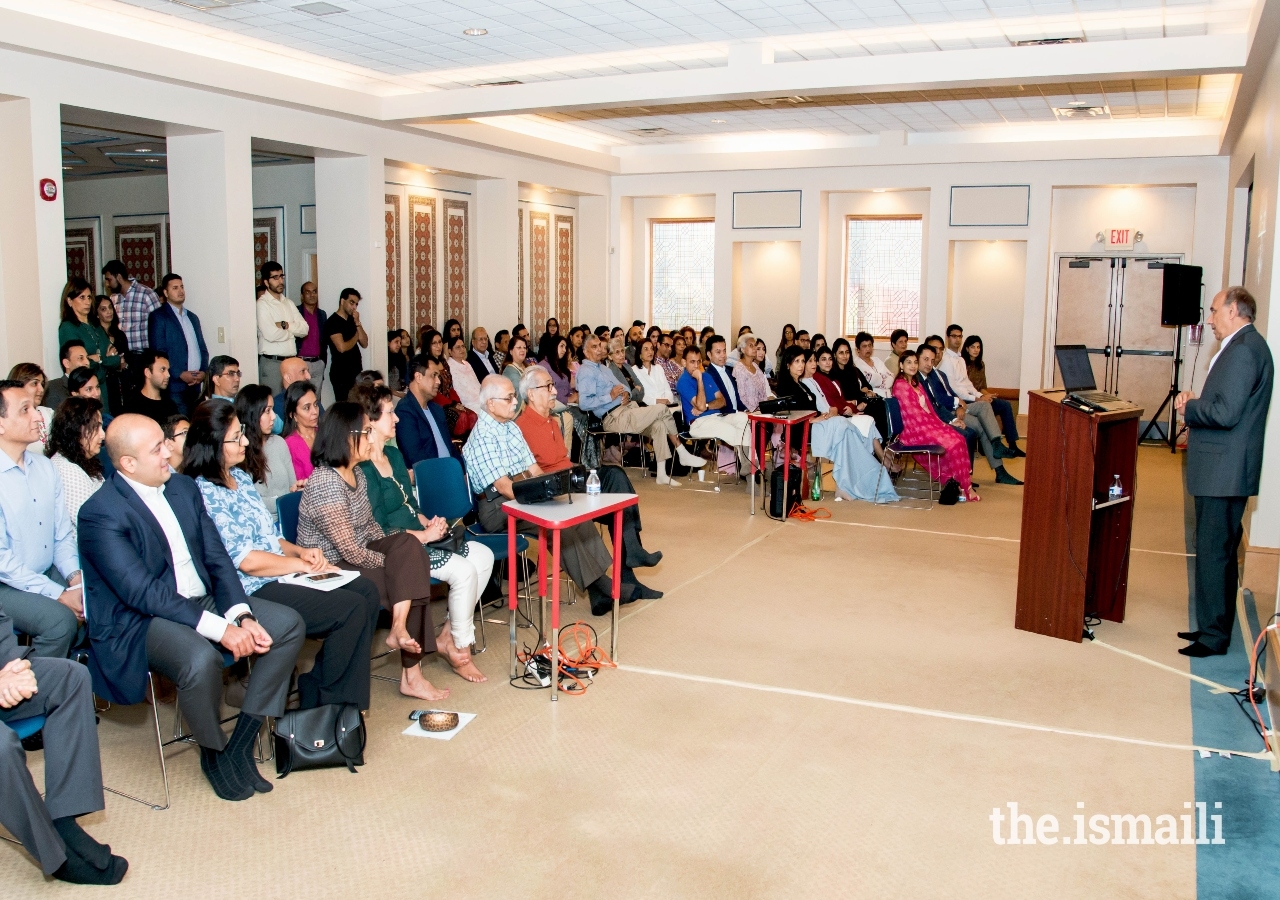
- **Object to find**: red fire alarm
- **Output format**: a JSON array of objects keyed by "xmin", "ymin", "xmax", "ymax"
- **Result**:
[{"xmin": 38, "ymin": 178, "xmax": 57, "ymax": 201}]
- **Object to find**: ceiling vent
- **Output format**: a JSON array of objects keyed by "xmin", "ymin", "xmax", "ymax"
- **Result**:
[
  {"xmin": 1013, "ymin": 37, "xmax": 1085, "ymax": 47},
  {"xmin": 628, "ymin": 127, "xmax": 674, "ymax": 137},
  {"xmin": 294, "ymin": 2, "xmax": 347, "ymax": 16},
  {"xmin": 165, "ymin": 0, "xmax": 255, "ymax": 9},
  {"xmin": 1053, "ymin": 103, "xmax": 1108, "ymax": 118},
  {"xmin": 473, "ymin": 80, "xmax": 523, "ymax": 87}
]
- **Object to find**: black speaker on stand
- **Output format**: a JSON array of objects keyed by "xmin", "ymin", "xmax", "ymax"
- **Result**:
[{"xmin": 1140, "ymin": 263, "xmax": 1202, "ymax": 451}]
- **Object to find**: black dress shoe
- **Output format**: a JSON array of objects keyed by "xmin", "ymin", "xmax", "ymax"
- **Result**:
[
  {"xmin": 994, "ymin": 466, "xmax": 1023, "ymax": 486},
  {"xmin": 1009, "ymin": 445, "xmax": 1026, "ymax": 458},
  {"xmin": 1177, "ymin": 630, "xmax": 1203, "ymax": 642},
  {"xmin": 1178, "ymin": 641, "xmax": 1228, "ymax": 658}
]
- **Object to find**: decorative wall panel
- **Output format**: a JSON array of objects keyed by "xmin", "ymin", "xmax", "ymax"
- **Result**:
[
  {"xmin": 384, "ymin": 194, "xmax": 402, "ymax": 331},
  {"xmin": 517, "ymin": 209, "xmax": 524, "ymax": 325},
  {"xmin": 529, "ymin": 211, "xmax": 550, "ymax": 337},
  {"xmin": 252, "ymin": 206, "xmax": 284, "ymax": 286},
  {"xmin": 408, "ymin": 194, "xmax": 436, "ymax": 338},
  {"xmin": 554, "ymin": 214, "xmax": 574, "ymax": 325},
  {"xmin": 65, "ymin": 219, "xmax": 100, "ymax": 291},
  {"xmin": 114, "ymin": 218, "xmax": 168, "ymax": 290},
  {"xmin": 443, "ymin": 199, "xmax": 469, "ymax": 334}
]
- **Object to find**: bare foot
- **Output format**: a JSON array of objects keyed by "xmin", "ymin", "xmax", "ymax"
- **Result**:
[
  {"xmin": 965, "ymin": 487, "xmax": 982, "ymax": 503},
  {"xmin": 399, "ymin": 666, "xmax": 450, "ymax": 701},
  {"xmin": 386, "ymin": 626, "xmax": 422, "ymax": 656},
  {"xmin": 443, "ymin": 642, "xmax": 487, "ymax": 683}
]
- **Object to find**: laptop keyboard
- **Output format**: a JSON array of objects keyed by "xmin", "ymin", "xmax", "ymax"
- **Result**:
[{"xmin": 1071, "ymin": 390, "xmax": 1121, "ymax": 405}]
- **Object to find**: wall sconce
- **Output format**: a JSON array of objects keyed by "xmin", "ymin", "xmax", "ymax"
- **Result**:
[{"xmin": 1133, "ymin": 231, "xmax": 1144, "ymax": 243}]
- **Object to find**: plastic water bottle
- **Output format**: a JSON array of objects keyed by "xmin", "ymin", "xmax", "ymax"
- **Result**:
[
  {"xmin": 586, "ymin": 469, "xmax": 601, "ymax": 496},
  {"xmin": 1108, "ymin": 475, "xmax": 1123, "ymax": 501}
]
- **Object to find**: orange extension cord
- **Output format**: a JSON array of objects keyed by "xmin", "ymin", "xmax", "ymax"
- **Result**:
[
  {"xmin": 517, "ymin": 622, "xmax": 617, "ymax": 695},
  {"xmin": 787, "ymin": 503, "xmax": 831, "ymax": 522}
]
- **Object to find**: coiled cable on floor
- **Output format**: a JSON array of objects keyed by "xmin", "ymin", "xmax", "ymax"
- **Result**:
[{"xmin": 787, "ymin": 503, "xmax": 831, "ymax": 522}]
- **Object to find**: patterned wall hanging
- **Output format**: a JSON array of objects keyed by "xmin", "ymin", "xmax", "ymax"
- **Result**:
[
  {"xmin": 443, "ymin": 199, "xmax": 469, "ymax": 334},
  {"xmin": 65, "ymin": 217, "xmax": 101, "ymax": 292},
  {"xmin": 114, "ymin": 217, "xmax": 168, "ymax": 289},
  {"xmin": 554, "ymin": 214, "xmax": 574, "ymax": 326},
  {"xmin": 252, "ymin": 206, "xmax": 285, "ymax": 287},
  {"xmin": 529, "ymin": 211, "xmax": 550, "ymax": 339},
  {"xmin": 407, "ymin": 194, "xmax": 436, "ymax": 339},
  {"xmin": 384, "ymin": 194, "xmax": 402, "ymax": 331},
  {"xmin": 517, "ymin": 208, "xmax": 524, "ymax": 325}
]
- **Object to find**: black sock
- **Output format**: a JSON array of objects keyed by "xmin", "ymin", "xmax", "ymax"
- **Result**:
[
  {"xmin": 226, "ymin": 713, "xmax": 272, "ymax": 794},
  {"xmin": 52, "ymin": 817, "xmax": 110, "ymax": 870},
  {"xmin": 53, "ymin": 850, "xmax": 128, "ymax": 885},
  {"xmin": 199, "ymin": 746, "xmax": 253, "ymax": 801}
]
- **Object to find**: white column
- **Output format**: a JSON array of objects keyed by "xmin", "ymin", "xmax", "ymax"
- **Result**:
[
  {"xmin": 314, "ymin": 154, "xmax": 384, "ymax": 374},
  {"xmin": 798, "ymin": 190, "xmax": 826, "ymax": 335},
  {"xmin": 611, "ymin": 194, "xmax": 632, "ymax": 327},
  {"xmin": 475, "ymin": 177, "xmax": 518, "ymax": 331},
  {"xmin": 0, "ymin": 94, "xmax": 65, "ymax": 374},
  {"xmin": 1017, "ymin": 182, "xmax": 1054, "ymax": 406},
  {"xmin": 167, "ymin": 129, "xmax": 255, "ymax": 375},
  {"xmin": 577, "ymin": 193, "xmax": 609, "ymax": 328},
  {"xmin": 714, "ymin": 191, "xmax": 734, "ymax": 334},
  {"xmin": 922, "ymin": 186, "xmax": 951, "ymax": 340}
]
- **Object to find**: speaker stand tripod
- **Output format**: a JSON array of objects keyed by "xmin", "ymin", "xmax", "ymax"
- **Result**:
[{"xmin": 1138, "ymin": 323, "xmax": 1184, "ymax": 453}]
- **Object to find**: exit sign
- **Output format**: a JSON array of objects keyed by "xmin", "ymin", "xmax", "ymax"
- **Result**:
[{"xmin": 1105, "ymin": 228, "xmax": 1136, "ymax": 250}]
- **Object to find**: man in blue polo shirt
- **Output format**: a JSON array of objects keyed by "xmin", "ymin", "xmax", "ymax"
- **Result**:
[{"xmin": 676, "ymin": 340, "xmax": 753, "ymax": 466}]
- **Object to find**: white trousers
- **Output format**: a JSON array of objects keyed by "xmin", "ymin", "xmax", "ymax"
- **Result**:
[
  {"xmin": 690, "ymin": 411, "xmax": 752, "ymax": 451},
  {"xmin": 432, "ymin": 540, "xmax": 495, "ymax": 649}
]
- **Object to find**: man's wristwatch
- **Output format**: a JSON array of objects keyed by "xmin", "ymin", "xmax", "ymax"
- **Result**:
[{"xmin": 233, "ymin": 612, "xmax": 257, "ymax": 627}]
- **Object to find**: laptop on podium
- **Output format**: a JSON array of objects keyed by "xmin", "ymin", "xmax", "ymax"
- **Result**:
[{"xmin": 1054, "ymin": 345, "xmax": 1125, "ymax": 410}]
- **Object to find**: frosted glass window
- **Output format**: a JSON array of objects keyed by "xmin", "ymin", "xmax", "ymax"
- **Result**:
[
  {"xmin": 844, "ymin": 217, "xmax": 922, "ymax": 338},
  {"xmin": 650, "ymin": 219, "xmax": 715, "ymax": 330}
]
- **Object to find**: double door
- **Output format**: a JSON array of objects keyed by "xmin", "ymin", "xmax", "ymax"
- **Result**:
[{"xmin": 1053, "ymin": 255, "xmax": 1182, "ymax": 435}]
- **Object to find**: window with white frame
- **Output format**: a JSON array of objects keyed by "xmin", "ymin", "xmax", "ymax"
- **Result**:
[
  {"xmin": 843, "ymin": 216, "xmax": 922, "ymax": 338},
  {"xmin": 650, "ymin": 219, "xmax": 714, "ymax": 330}
]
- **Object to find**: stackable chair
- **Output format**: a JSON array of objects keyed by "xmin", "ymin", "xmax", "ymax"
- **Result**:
[{"xmin": 875, "ymin": 398, "xmax": 945, "ymax": 509}]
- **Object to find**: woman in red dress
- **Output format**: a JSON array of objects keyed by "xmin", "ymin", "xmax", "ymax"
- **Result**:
[
  {"xmin": 813, "ymin": 347, "xmax": 860, "ymax": 416},
  {"xmin": 891, "ymin": 350, "xmax": 979, "ymax": 502}
]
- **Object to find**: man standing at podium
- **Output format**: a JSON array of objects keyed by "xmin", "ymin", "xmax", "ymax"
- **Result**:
[{"xmin": 1174, "ymin": 287, "xmax": 1273, "ymax": 657}]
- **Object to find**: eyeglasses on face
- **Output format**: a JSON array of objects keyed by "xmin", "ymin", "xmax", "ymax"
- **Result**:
[
  {"xmin": 222, "ymin": 432, "xmax": 246, "ymax": 445},
  {"xmin": 350, "ymin": 428, "xmax": 372, "ymax": 439}
]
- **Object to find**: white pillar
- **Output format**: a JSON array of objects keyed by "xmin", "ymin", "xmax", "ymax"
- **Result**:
[
  {"xmin": 0, "ymin": 95, "xmax": 65, "ymax": 375},
  {"xmin": 714, "ymin": 191, "xmax": 734, "ymax": 334},
  {"xmin": 314, "ymin": 154, "xmax": 384, "ymax": 374},
  {"xmin": 167, "ymin": 129, "xmax": 256, "ymax": 375},
  {"xmin": 578, "ymin": 194, "xmax": 609, "ymax": 327},
  {"xmin": 475, "ymin": 178, "xmax": 518, "ymax": 332}
]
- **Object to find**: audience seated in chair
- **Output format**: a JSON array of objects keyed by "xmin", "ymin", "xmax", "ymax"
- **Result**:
[
  {"xmin": 79, "ymin": 414, "xmax": 306, "ymax": 802},
  {"xmin": 885, "ymin": 329, "xmax": 910, "ymax": 376},
  {"xmin": 890, "ymin": 351, "xmax": 979, "ymax": 503},
  {"xmin": 281, "ymin": 380, "xmax": 320, "ymax": 481},
  {"xmin": 952, "ymin": 328, "xmax": 1022, "ymax": 456},
  {"xmin": 354, "ymin": 384, "xmax": 494, "ymax": 683},
  {"xmin": 676, "ymin": 339, "xmax": 753, "ymax": 466},
  {"xmin": 516, "ymin": 366, "xmax": 662, "ymax": 569},
  {"xmin": 422, "ymin": 329, "xmax": 476, "ymax": 439},
  {"xmin": 578, "ymin": 335, "xmax": 705, "ymax": 486},
  {"xmin": 42, "ymin": 339, "xmax": 92, "ymax": 413},
  {"xmin": 395, "ymin": 355, "xmax": 460, "ymax": 468},
  {"xmin": 467, "ymin": 327, "xmax": 500, "ymax": 381},
  {"xmin": 935, "ymin": 327, "xmax": 1020, "ymax": 458},
  {"xmin": 295, "ymin": 402, "xmax": 450, "ymax": 702},
  {"xmin": 920, "ymin": 339, "xmax": 1022, "ymax": 486},
  {"xmin": 46, "ymin": 396, "xmax": 106, "ymax": 544},
  {"xmin": 123, "ymin": 349, "xmax": 179, "ymax": 426},
  {"xmin": 184, "ymin": 399, "xmax": 381, "ymax": 711},
  {"xmin": 271, "ymin": 356, "xmax": 324, "ymax": 435},
  {"xmin": 463, "ymin": 375, "xmax": 659, "ymax": 617},
  {"xmin": 0, "ymin": 603, "xmax": 128, "ymax": 884},
  {"xmin": 446, "ymin": 335, "xmax": 484, "ymax": 416},
  {"xmin": 236, "ymin": 384, "xmax": 301, "ymax": 520},
  {"xmin": 161, "ymin": 414, "xmax": 189, "ymax": 472},
  {"xmin": 831, "ymin": 337, "xmax": 890, "ymax": 441},
  {"xmin": 0, "ymin": 379, "xmax": 85, "ymax": 660}
]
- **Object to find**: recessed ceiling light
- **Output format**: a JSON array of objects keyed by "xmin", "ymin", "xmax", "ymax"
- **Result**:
[
  {"xmin": 629, "ymin": 127, "xmax": 674, "ymax": 137},
  {"xmin": 294, "ymin": 2, "xmax": 346, "ymax": 16},
  {"xmin": 463, "ymin": 27, "xmax": 488, "ymax": 36},
  {"xmin": 710, "ymin": 119, "xmax": 726, "ymax": 124}
]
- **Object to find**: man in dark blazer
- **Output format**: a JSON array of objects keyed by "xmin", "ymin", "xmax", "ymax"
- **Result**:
[
  {"xmin": 1175, "ymin": 287, "xmax": 1274, "ymax": 656},
  {"xmin": 466, "ymin": 327, "xmax": 500, "ymax": 382},
  {"xmin": 0, "ymin": 604, "xmax": 127, "ymax": 884},
  {"xmin": 147, "ymin": 274, "xmax": 209, "ymax": 414},
  {"xmin": 79, "ymin": 414, "xmax": 304, "ymax": 801},
  {"xmin": 396, "ymin": 355, "xmax": 460, "ymax": 467}
]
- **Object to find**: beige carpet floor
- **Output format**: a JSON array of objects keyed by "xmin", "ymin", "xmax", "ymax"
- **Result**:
[{"xmin": 3, "ymin": 446, "xmax": 1233, "ymax": 898}]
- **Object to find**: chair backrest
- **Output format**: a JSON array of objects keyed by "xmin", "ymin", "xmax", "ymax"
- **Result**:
[
  {"xmin": 277, "ymin": 491, "xmax": 302, "ymax": 544},
  {"xmin": 883, "ymin": 396, "xmax": 903, "ymax": 441},
  {"xmin": 413, "ymin": 457, "xmax": 473, "ymax": 521}
]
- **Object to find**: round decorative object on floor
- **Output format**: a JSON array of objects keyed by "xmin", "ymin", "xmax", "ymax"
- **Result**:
[{"xmin": 419, "ymin": 711, "xmax": 460, "ymax": 732}]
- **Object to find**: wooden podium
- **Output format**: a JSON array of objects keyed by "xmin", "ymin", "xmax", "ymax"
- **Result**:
[{"xmin": 1015, "ymin": 391, "xmax": 1143, "ymax": 642}]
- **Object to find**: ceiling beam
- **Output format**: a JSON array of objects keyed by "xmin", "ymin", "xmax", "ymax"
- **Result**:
[{"xmin": 381, "ymin": 34, "xmax": 1247, "ymax": 123}]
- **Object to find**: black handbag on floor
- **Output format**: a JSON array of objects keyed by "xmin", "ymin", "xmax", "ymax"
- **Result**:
[
  {"xmin": 768, "ymin": 464, "xmax": 804, "ymax": 519},
  {"xmin": 938, "ymin": 478, "xmax": 961, "ymax": 506},
  {"xmin": 273, "ymin": 703, "xmax": 365, "ymax": 777}
]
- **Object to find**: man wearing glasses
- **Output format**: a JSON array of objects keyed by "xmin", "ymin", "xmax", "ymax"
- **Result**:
[
  {"xmin": 463, "ymin": 376, "xmax": 657, "ymax": 615},
  {"xmin": 255, "ymin": 262, "xmax": 309, "ymax": 394}
]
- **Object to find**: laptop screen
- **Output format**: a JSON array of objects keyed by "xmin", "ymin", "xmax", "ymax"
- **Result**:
[{"xmin": 1055, "ymin": 345, "xmax": 1097, "ymax": 392}]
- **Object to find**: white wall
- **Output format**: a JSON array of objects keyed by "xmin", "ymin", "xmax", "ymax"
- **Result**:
[
  {"xmin": 251, "ymin": 163, "xmax": 315, "ymax": 296},
  {"xmin": 949, "ymin": 241, "xmax": 1027, "ymax": 390},
  {"xmin": 733, "ymin": 241, "xmax": 801, "ymax": 353}
]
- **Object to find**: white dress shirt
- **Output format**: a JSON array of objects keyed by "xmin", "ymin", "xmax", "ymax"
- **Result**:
[
  {"xmin": 632, "ymin": 363, "xmax": 673, "ymax": 404},
  {"xmin": 449, "ymin": 357, "xmax": 484, "ymax": 414},
  {"xmin": 256, "ymin": 291, "xmax": 309, "ymax": 357},
  {"xmin": 940, "ymin": 348, "xmax": 981, "ymax": 402},
  {"xmin": 119, "ymin": 473, "xmax": 249, "ymax": 642},
  {"xmin": 1207, "ymin": 326, "xmax": 1244, "ymax": 374}
]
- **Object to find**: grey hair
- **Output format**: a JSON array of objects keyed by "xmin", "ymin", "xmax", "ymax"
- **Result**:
[
  {"xmin": 1224, "ymin": 286, "xmax": 1257, "ymax": 321},
  {"xmin": 607, "ymin": 336, "xmax": 626, "ymax": 355},
  {"xmin": 478, "ymin": 374, "xmax": 513, "ymax": 409},
  {"xmin": 736, "ymin": 333, "xmax": 756, "ymax": 355},
  {"xmin": 518, "ymin": 364, "xmax": 551, "ymax": 402}
]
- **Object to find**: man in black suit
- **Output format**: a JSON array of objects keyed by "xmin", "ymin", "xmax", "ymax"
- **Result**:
[
  {"xmin": 466, "ymin": 327, "xmax": 499, "ymax": 382},
  {"xmin": 395, "ymin": 355, "xmax": 460, "ymax": 467},
  {"xmin": 1175, "ymin": 287, "xmax": 1274, "ymax": 657},
  {"xmin": 79, "ymin": 414, "xmax": 304, "ymax": 800},
  {"xmin": 0, "ymin": 604, "xmax": 127, "ymax": 884}
]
